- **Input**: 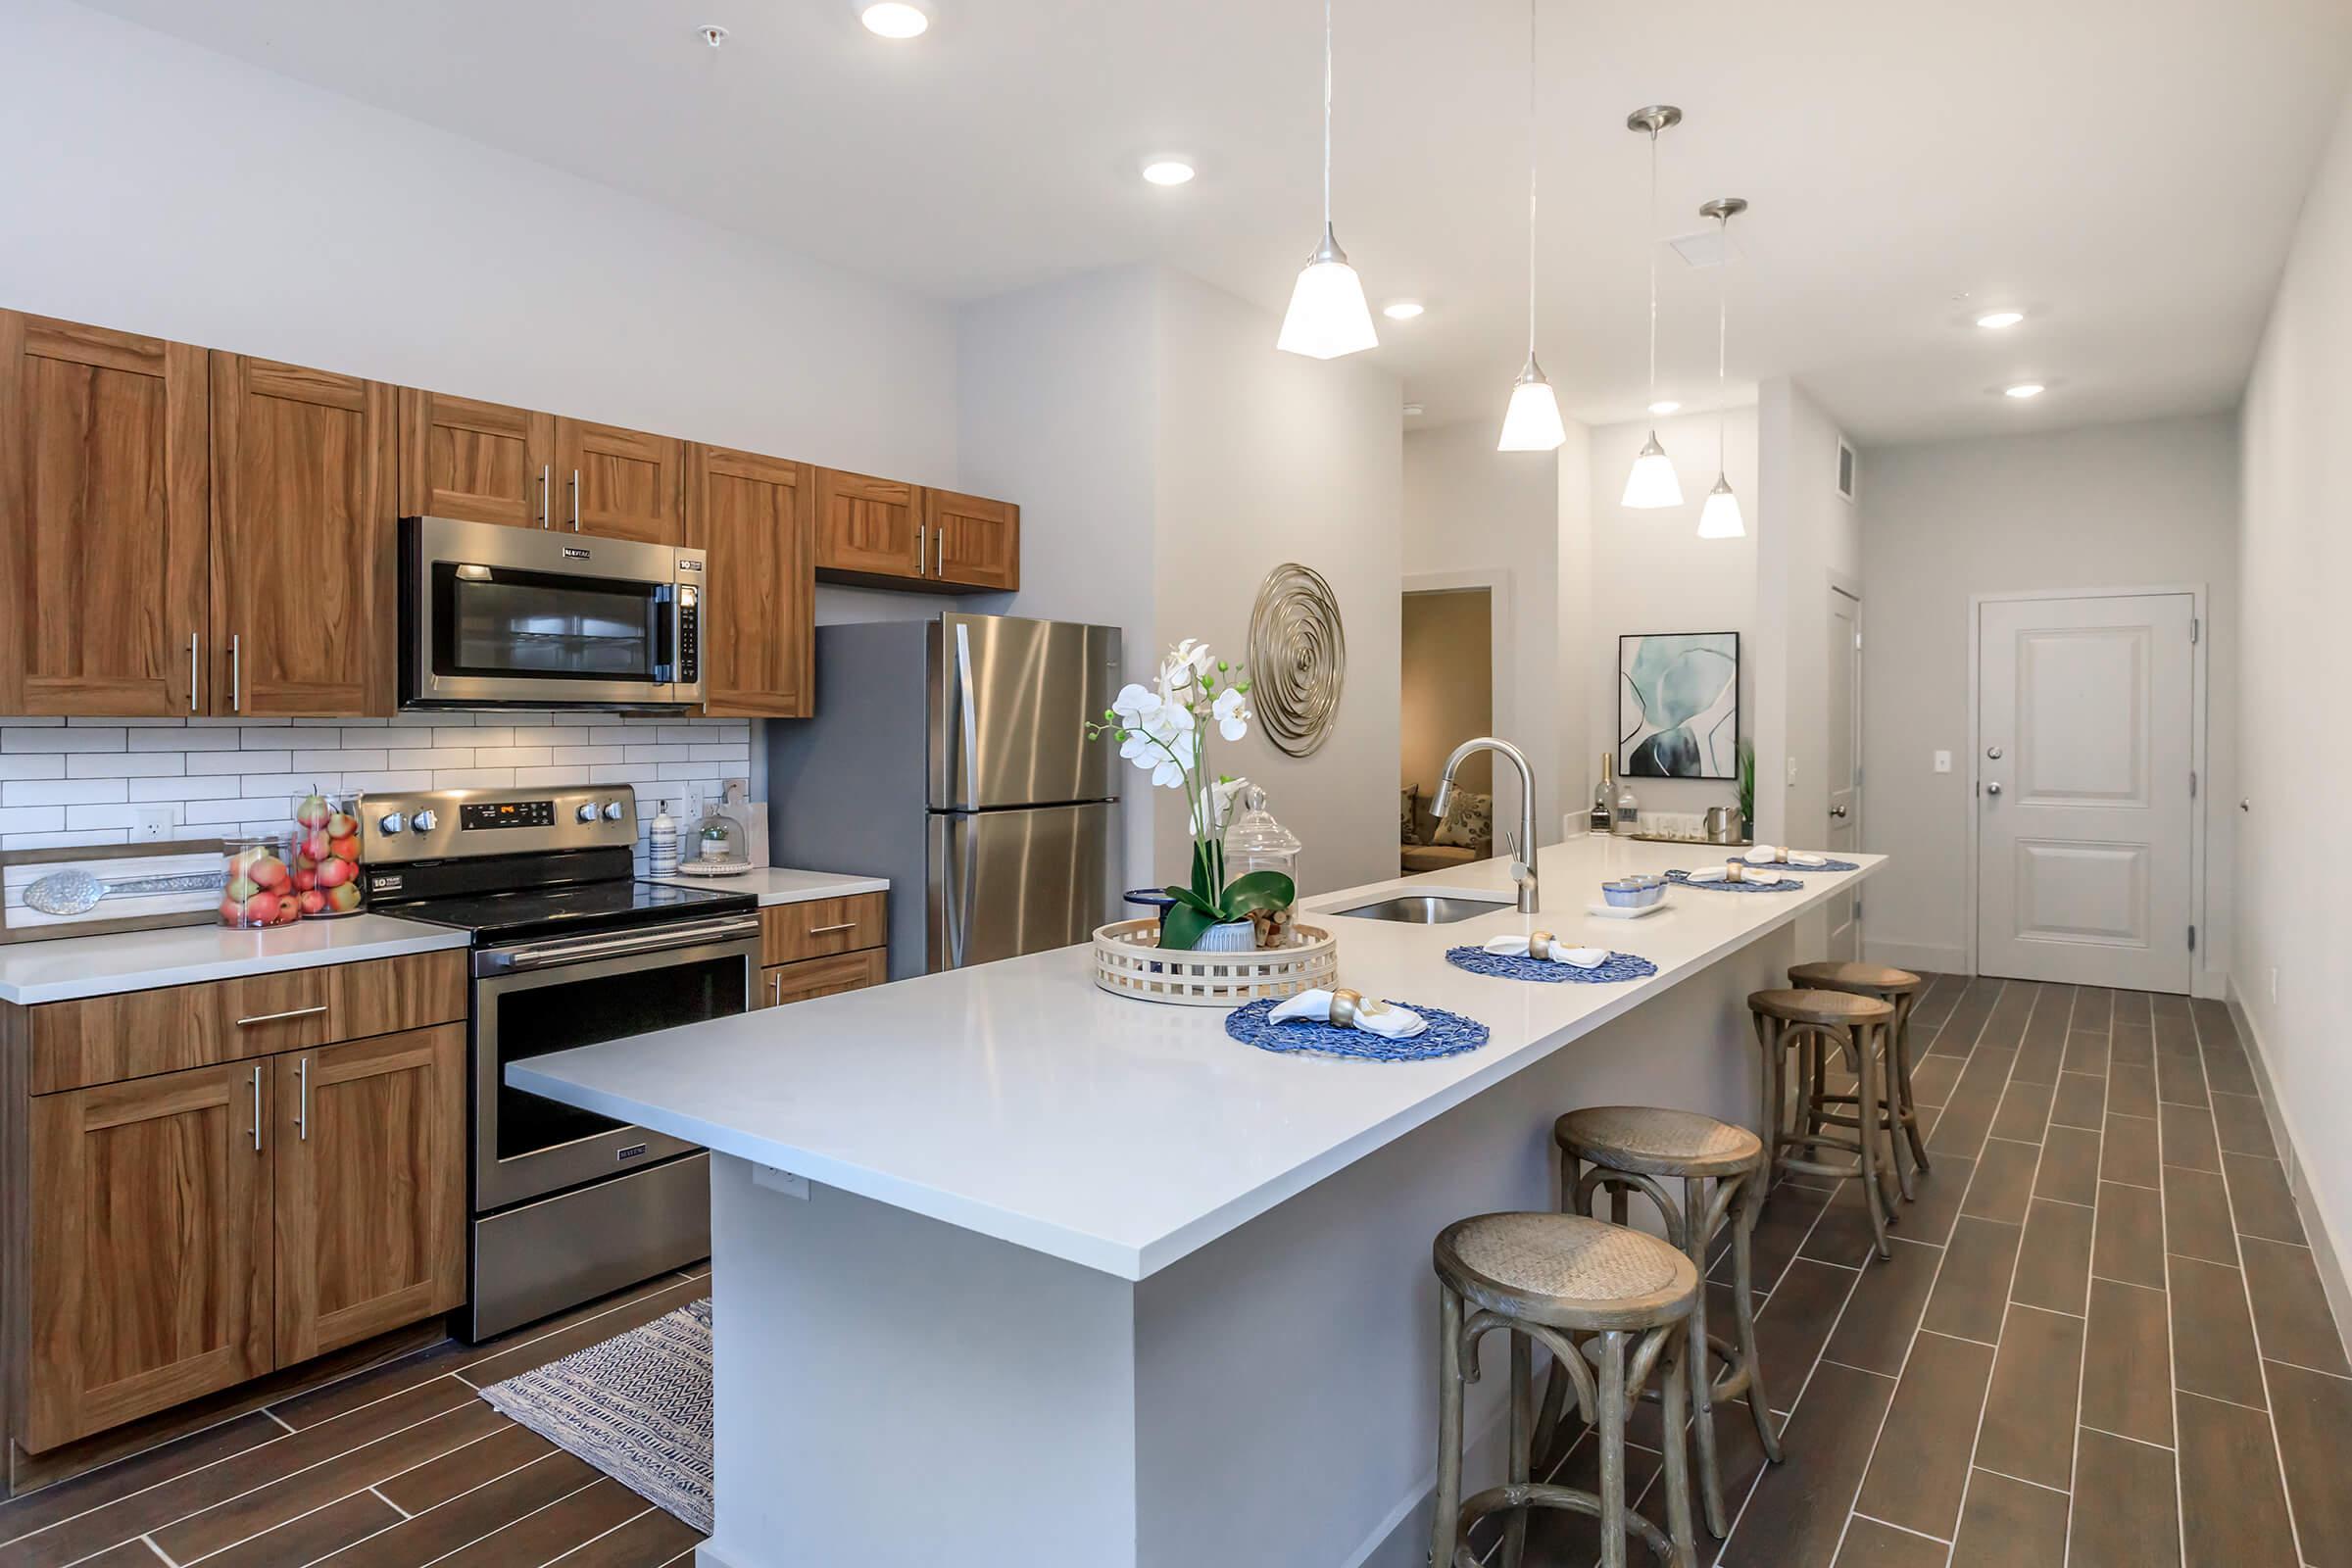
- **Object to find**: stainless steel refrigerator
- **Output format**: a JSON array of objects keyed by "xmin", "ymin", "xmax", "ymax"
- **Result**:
[{"xmin": 767, "ymin": 613, "xmax": 1123, "ymax": 979}]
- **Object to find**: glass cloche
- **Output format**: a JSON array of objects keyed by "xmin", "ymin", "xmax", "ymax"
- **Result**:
[{"xmin": 1222, "ymin": 784, "xmax": 1301, "ymax": 882}]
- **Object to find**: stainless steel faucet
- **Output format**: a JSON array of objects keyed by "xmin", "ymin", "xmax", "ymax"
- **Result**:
[{"xmin": 1432, "ymin": 736, "xmax": 1541, "ymax": 913}]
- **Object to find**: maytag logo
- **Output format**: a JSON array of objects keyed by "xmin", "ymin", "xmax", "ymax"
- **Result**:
[
  {"xmin": 562, "ymin": 546, "xmax": 591, "ymax": 561},
  {"xmin": 616, "ymin": 1144, "xmax": 648, "ymax": 1162}
]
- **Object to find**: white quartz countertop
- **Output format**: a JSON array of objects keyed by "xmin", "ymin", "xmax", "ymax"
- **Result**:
[
  {"xmin": 0, "ymin": 913, "xmax": 473, "ymax": 1005},
  {"xmin": 513, "ymin": 837, "xmax": 1884, "ymax": 1281},
  {"xmin": 646, "ymin": 866, "xmax": 888, "ymax": 906}
]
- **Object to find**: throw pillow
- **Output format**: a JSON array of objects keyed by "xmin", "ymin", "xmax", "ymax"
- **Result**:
[
  {"xmin": 1399, "ymin": 784, "xmax": 1420, "ymax": 846},
  {"xmin": 1432, "ymin": 789, "xmax": 1493, "ymax": 850}
]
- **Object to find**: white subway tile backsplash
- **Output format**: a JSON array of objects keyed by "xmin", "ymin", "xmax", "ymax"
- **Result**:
[
  {"xmin": 472, "ymin": 747, "xmax": 553, "ymax": 768},
  {"xmin": 4, "ymin": 726, "xmax": 126, "ymax": 753},
  {"xmin": 340, "ymin": 769, "xmax": 435, "ymax": 793},
  {"xmin": 429, "ymin": 768, "xmax": 516, "ymax": 789},
  {"xmin": 191, "ymin": 750, "xmax": 286, "ymax": 773},
  {"xmin": 129, "ymin": 776, "xmax": 247, "ymax": 803},
  {"xmin": 552, "ymin": 746, "xmax": 624, "ymax": 766},
  {"xmin": 454, "ymin": 727, "xmax": 514, "ymax": 750},
  {"xmin": 380, "ymin": 728, "xmax": 439, "ymax": 751},
  {"xmin": 591, "ymin": 763, "xmax": 661, "ymax": 784},
  {"xmin": 66, "ymin": 805, "xmax": 142, "ymax": 830},
  {"xmin": 293, "ymin": 749, "xmax": 389, "ymax": 773},
  {"xmin": 12, "ymin": 717, "xmax": 66, "ymax": 728},
  {"xmin": 5, "ymin": 779, "xmax": 127, "ymax": 807},
  {"xmin": 5, "ymin": 829, "xmax": 130, "ymax": 850},
  {"xmin": 67, "ymin": 753, "xmax": 187, "ymax": 779},
  {"xmin": 135, "ymin": 727, "xmax": 241, "ymax": 752},
  {"xmin": 0, "ymin": 755, "xmax": 67, "ymax": 781},
  {"xmin": 0, "ymin": 806, "xmax": 67, "ymax": 833}
]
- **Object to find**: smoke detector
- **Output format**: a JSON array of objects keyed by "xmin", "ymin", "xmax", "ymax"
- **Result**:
[{"xmin": 698, "ymin": 24, "xmax": 729, "ymax": 48}]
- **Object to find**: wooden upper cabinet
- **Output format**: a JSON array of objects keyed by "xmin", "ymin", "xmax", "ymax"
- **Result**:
[
  {"xmin": 686, "ymin": 444, "xmax": 814, "ymax": 717},
  {"xmin": 24, "ymin": 1060, "xmax": 274, "ymax": 1451},
  {"xmin": 397, "ymin": 388, "xmax": 553, "ymax": 529},
  {"xmin": 209, "ymin": 354, "xmax": 393, "ymax": 716},
  {"xmin": 0, "ymin": 312, "xmax": 210, "ymax": 716},
  {"xmin": 554, "ymin": 417, "xmax": 683, "ymax": 545},
  {"xmin": 813, "ymin": 467, "xmax": 925, "ymax": 582},
  {"xmin": 926, "ymin": 489, "xmax": 1020, "ymax": 591},
  {"xmin": 272, "ymin": 1025, "xmax": 466, "ymax": 1366}
]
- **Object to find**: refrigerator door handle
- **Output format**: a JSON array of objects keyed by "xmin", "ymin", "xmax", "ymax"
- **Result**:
[
  {"xmin": 954, "ymin": 620, "xmax": 981, "ymax": 810},
  {"xmin": 954, "ymin": 811, "xmax": 979, "ymax": 968}
]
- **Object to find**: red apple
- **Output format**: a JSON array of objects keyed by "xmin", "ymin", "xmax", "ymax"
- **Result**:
[
  {"xmin": 272, "ymin": 897, "xmax": 300, "ymax": 924},
  {"xmin": 298, "ymin": 888, "xmax": 327, "ymax": 915},
  {"xmin": 227, "ymin": 847, "xmax": 270, "ymax": 878},
  {"xmin": 328, "ymin": 835, "xmax": 360, "ymax": 861},
  {"xmin": 295, "ymin": 794, "xmax": 332, "ymax": 829},
  {"xmin": 316, "ymin": 856, "xmax": 354, "ymax": 889},
  {"xmin": 325, "ymin": 881, "xmax": 363, "ymax": 913},
  {"xmin": 293, "ymin": 868, "xmax": 318, "ymax": 892},
  {"xmin": 244, "ymin": 891, "xmax": 280, "ymax": 924},
  {"xmin": 220, "ymin": 896, "xmax": 246, "ymax": 924},
  {"xmin": 325, "ymin": 812, "xmax": 358, "ymax": 838},
  {"xmin": 248, "ymin": 857, "xmax": 290, "ymax": 890},
  {"xmin": 300, "ymin": 830, "xmax": 331, "ymax": 861}
]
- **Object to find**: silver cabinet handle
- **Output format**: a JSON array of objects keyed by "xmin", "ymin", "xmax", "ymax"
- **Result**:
[
  {"xmin": 187, "ymin": 632, "xmax": 200, "ymax": 713},
  {"xmin": 935, "ymin": 524, "xmax": 946, "ymax": 576},
  {"xmin": 296, "ymin": 1055, "xmax": 309, "ymax": 1141},
  {"xmin": 768, "ymin": 973, "xmax": 781, "ymax": 1005},
  {"xmin": 230, "ymin": 633, "xmax": 241, "ymax": 712},
  {"xmin": 251, "ymin": 1064, "xmax": 263, "ymax": 1152},
  {"xmin": 1984, "ymin": 782, "xmax": 2002, "ymax": 797},
  {"xmin": 571, "ymin": 468, "xmax": 581, "ymax": 531},
  {"xmin": 916, "ymin": 522, "xmax": 928, "ymax": 575},
  {"xmin": 235, "ymin": 1003, "xmax": 326, "ymax": 1028},
  {"xmin": 806, "ymin": 921, "xmax": 858, "ymax": 936},
  {"xmin": 539, "ymin": 464, "xmax": 552, "ymax": 527}
]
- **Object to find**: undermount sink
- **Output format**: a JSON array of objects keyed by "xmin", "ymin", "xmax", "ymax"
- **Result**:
[{"xmin": 1330, "ymin": 894, "xmax": 1514, "ymax": 925}]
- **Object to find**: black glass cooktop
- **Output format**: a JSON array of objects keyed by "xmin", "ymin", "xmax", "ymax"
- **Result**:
[{"xmin": 382, "ymin": 878, "xmax": 755, "ymax": 944}]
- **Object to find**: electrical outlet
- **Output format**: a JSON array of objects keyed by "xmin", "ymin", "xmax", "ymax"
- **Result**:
[
  {"xmin": 1934, "ymin": 751, "xmax": 1952, "ymax": 774},
  {"xmin": 131, "ymin": 806, "xmax": 176, "ymax": 843},
  {"xmin": 680, "ymin": 787, "xmax": 705, "ymax": 825}
]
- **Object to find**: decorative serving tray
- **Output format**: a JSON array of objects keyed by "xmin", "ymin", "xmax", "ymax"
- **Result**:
[{"xmin": 1092, "ymin": 918, "xmax": 1338, "ymax": 1006}]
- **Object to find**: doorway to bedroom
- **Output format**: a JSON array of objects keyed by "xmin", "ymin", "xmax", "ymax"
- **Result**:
[{"xmin": 1399, "ymin": 586, "xmax": 1494, "ymax": 877}]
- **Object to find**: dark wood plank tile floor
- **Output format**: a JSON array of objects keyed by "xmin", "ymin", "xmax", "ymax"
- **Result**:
[
  {"xmin": 0, "ymin": 1267, "xmax": 711, "ymax": 1568},
  {"xmin": 1472, "ymin": 978, "xmax": 2352, "ymax": 1567}
]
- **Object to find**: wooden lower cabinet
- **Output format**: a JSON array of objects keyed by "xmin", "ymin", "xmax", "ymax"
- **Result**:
[
  {"xmin": 24, "ymin": 1060, "xmax": 274, "ymax": 1451},
  {"xmin": 760, "ymin": 949, "xmax": 887, "ymax": 1007},
  {"xmin": 760, "ymin": 892, "xmax": 888, "ymax": 966},
  {"xmin": 272, "ymin": 1025, "xmax": 466, "ymax": 1366}
]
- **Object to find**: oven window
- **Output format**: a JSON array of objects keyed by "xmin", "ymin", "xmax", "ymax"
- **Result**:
[
  {"xmin": 432, "ymin": 564, "xmax": 664, "ymax": 682},
  {"xmin": 491, "ymin": 953, "xmax": 746, "ymax": 1161}
]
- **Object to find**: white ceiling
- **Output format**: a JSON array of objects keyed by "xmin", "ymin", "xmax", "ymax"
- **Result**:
[{"xmin": 79, "ymin": 0, "xmax": 2352, "ymax": 444}]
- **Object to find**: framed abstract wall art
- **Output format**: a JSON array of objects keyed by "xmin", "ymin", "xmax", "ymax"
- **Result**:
[{"xmin": 1618, "ymin": 631, "xmax": 1740, "ymax": 780}]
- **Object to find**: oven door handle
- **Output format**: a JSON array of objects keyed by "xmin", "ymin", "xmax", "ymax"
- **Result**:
[{"xmin": 474, "ymin": 913, "xmax": 761, "ymax": 976}]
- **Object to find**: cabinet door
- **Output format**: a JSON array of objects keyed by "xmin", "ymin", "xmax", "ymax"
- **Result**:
[
  {"xmin": 0, "ymin": 312, "xmax": 209, "ymax": 715},
  {"xmin": 685, "ymin": 444, "xmax": 813, "ymax": 717},
  {"xmin": 397, "ymin": 387, "xmax": 555, "ymax": 529},
  {"xmin": 813, "ymin": 468, "xmax": 925, "ymax": 582},
  {"xmin": 272, "ymin": 1025, "xmax": 466, "ymax": 1366},
  {"xmin": 209, "ymin": 354, "xmax": 394, "ymax": 716},
  {"xmin": 926, "ymin": 489, "xmax": 1019, "ymax": 591},
  {"xmin": 24, "ymin": 1061, "xmax": 273, "ymax": 1451},
  {"xmin": 759, "ymin": 949, "xmax": 887, "ymax": 1007},
  {"xmin": 553, "ymin": 417, "xmax": 684, "ymax": 545}
]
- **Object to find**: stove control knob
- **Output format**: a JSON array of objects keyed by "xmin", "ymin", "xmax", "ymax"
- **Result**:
[
  {"xmin": 602, "ymin": 800, "xmax": 626, "ymax": 821},
  {"xmin": 376, "ymin": 810, "xmax": 406, "ymax": 835},
  {"xmin": 576, "ymin": 803, "xmax": 600, "ymax": 824},
  {"xmin": 413, "ymin": 809, "xmax": 439, "ymax": 833}
]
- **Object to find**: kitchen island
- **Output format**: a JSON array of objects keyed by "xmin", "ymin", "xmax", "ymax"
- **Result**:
[{"xmin": 513, "ymin": 836, "xmax": 1885, "ymax": 1568}]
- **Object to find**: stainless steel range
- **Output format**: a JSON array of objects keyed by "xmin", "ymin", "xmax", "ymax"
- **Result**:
[{"xmin": 358, "ymin": 783, "xmax": 756, "ymax": 1340}]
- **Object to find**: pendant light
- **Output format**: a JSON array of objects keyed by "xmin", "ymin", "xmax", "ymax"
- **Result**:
[
  {"xmin": 1696, "ymin": 197, "xmax": 1749, "ymax": 539},
  {"xmin": 1620, "ymin": 105, "xmax": 1684, "ymax": 508},
  {"xmin": 1496, "ymin": 0, "xmax": 1564, "ymax": 451},
  {"xmin": 1276, "ymin": 0, "xmax": 1378, "ymax": 359}
]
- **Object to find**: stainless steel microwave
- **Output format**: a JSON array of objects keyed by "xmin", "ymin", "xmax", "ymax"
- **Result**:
[{"xmin": 399, "ymin": 514, "xmax": 706, "ymax": 711}]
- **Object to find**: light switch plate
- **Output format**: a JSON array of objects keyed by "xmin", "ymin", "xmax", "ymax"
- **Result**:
[
  {"xmin": 753, "ymin": 1163, "xmax": 811, "ymax": 1200},
  {"xmin": 1934, "ymin": 751, "xmax": 1952, "ymax": 774},
  {"xmin": 1785, "ymin": 756, "xmax": 1799, "ymax": 785}
]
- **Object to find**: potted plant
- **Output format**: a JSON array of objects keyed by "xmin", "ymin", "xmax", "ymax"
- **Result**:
[
  {"xmin": 1087, "ymin": 640, "xmax": 1297, "ymax": 951},
  {"xmin": 1736, "ymin": 739, "xmax": 1756, "ymax": 844}
]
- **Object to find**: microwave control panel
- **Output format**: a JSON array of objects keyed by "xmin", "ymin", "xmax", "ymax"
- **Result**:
[{"xmin": 677, "ymin": 584, "xmax": 700, "ymax": 685}]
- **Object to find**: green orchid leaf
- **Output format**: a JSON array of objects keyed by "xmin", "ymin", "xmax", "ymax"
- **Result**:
[
  {"xmin": 1159, "ymin": 902, "xmax": 1214, "ymax": 951},
  {"xmin": 1217, "ymin": 871, "xmax": 1295, "ymax": 918},
  {"xmin": 1162, "ymin": 884, "xmax": 1220, "ymax": 916}
]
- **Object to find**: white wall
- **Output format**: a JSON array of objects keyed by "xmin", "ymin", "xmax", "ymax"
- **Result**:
[
  {"xmin": 1402, "ymin": 420, "xmax": 1563, "ymax": 841},
  {"xmin": 1855, "ymin": 415, "xmax": 2239, "ymax": 979},
  {"xmin": 2236, "ymin": 90, "xmax": 2352, "ymax": 1290},
  {"xmin": 1757, "ymin": 379, "xmax": 1861, "ymax": 850}
]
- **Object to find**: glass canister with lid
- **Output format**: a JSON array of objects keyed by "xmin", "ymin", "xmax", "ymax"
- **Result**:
[
  {"xmin": 220, "ymin": 834, "xmax": 300, "ymax": 928},
  {"xmin": 288, "ymin": 788, "xmax": 366, "ymax": 917}
]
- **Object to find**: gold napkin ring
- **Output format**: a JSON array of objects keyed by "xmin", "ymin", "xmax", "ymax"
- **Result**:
[
  {"xmin": 1724, "ymin": 861, "xmax": 1746, "ymax": 883},
  {"xmin": 1328, "ymin": 988, "xmax": 1363, "ymax": 1028},
  {"xmin": 1526, "ymin": 930, "xmax": 1555, "ymax": 960}
]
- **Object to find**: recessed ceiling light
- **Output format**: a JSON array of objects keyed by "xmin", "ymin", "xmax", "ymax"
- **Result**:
[
  {"xmin": 1382, "ymin": 301, "xmax": 1425, "ymax": 320},
  {"xmin": 1976, "ymin": 310, "xmax": 2026, "ymax": 329},
  {"xmin": 1648, "ymin": 399, "xmax": 1681, "ymax": 416},
  {"xmin": 2003, "ymin": 382, "xmax": 2046, "ymax": 399},
  {"xmin": 1141, "ymin": 160, "xmax": 1195, "ymax": 187},
  {"xmin": 857, "ymin": 1, "xmax": 929, "ymax": 39}
]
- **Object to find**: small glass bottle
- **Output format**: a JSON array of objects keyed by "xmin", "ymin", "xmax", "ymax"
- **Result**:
[
  {"xmin": 1613, "ymin": 776, "xmax": 1642, "ymax": 837},
  {"xmin": 1591, "ymin": 754, "xmax": 1616, "ymax": 834}
]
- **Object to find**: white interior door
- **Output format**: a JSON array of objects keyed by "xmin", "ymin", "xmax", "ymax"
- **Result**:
[
  {"xmin": 1824, "ymin": 588, "xmax": 1862, "ymax": 960},
  {"xmin": 1977, "ymin": 593, "xmax": 2195, "ymax": 992}
]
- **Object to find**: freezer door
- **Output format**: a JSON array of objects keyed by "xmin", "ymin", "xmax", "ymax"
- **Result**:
[
  {"xmin": 928, "ymin": 803, "xmax": 1119, "ymax": 971},
  {"xmin": 931, "ymin": 614, "xmax": 1123, "ymax": 809}
]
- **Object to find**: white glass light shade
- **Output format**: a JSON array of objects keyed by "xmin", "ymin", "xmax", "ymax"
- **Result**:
[
  {"xmin": 1621, "ymin": 431, "xmax": 1683, "ymax": 509},
  {"xmin": 1276, "ymin": 226, "xmax": 1378, "ymax": 360},
  {"xmin": 1496, "ymin": 358, "xmax": 1566, "ymax": 451},
  {"xmin": 1696, "ymin": 474, "xmax": 1746, "ymax": 538}
]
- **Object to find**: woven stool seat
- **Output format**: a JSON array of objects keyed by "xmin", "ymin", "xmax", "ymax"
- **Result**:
[
  {"xmin": 1788, "ymin": 960, "xmax": 1922, "ymax": 997},
  {"xmin": 1748, "ymin": 987, "xmax": 1892, "ymax": 1029},
  {"xmin": 1555, "ymin": 1104, "xmax": 1763, "ymax": 1179},
  {"xmin": 1436, "ymin": 1212, "xmax": 1695, "ymax": 1330}
]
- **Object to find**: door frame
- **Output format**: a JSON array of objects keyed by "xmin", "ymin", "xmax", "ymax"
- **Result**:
[
  {"xmin": 1402, "ymin": 569, "xmax": 1519, "ymax": 839},
  {"xmin": 1828, "ymin": 575, "xmax": 1863, "ymax": 956},
  {"xmin": 1964, "ymin": 582, "xmax": 2213, "ymax": 996}
]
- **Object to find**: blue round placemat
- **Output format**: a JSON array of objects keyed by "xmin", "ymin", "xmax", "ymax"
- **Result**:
[
  {"xmin": 1224, "ymin": 998, "xmax": 1490, "ymax": 1061},
  {"xmin": 1665, "ymin": 869, "xmax": 1803, "ymax": 893},
  {"xmin": 1740, "ymin": 857, "xmax": 1860, "ymax": 874},
  {"xmin": 1446, "ymin": 947, "xmax": 1659, "ymax": 984}
]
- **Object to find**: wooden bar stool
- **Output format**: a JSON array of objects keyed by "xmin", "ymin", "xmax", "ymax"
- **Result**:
[
  {"xmin": 1789, "ymin": 960, "xmax": 1930, "ymax": 1189},
  {"xmin": 1550, "ymin": 1106, "xmax": 1785, "ymax": 1539},
  {"xmin": 1747, "ymin": 988, "xmax": 1898, "ymax": 1260},
  {"xmin": 1431, "ymin": 1213, "xmax": 1699, "ymax": 1568}
]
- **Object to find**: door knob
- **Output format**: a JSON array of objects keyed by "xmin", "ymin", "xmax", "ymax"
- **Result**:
[
  {"xmin": 1986, "ymin": 745, "xmax": 2004, "ymax": 760},
  {"xmin": 1830, "ymin": 805, "xmax": 1849, "ymax": 818},
  {"xmin": 1984, "ymin": 782, "xmax": 2002, "ymax": 796}
]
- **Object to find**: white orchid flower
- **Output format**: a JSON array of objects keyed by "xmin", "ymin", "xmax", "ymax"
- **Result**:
[
  {"xmin": 1212, "ymin": 686, "xmax": 1250, "ymax": 742},
  {"xmin": 1209, "ymin": 774, "xmax": 1250, "ymax": 828},
  {"xmin": 1163, "ymin": 639, "xmax": 1215, "ymax": 694},
  {"xmin": 1111, "ymin": 682, "xmax": 1162, "ymax": 725}
]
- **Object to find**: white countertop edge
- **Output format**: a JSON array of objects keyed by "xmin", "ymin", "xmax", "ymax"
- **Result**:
[
  {"xmin": 509, "ymin": 856, "xmax": 1881, "ymax": 1282},
  {"xmin": 0, "ymin": 917, "xmax": 474, "ymax": 1005},
  {"xmin": 645, "ymin": 867, "xmax": 889, "ymax": 907}
]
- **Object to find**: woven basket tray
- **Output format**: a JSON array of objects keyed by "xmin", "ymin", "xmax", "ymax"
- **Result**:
[{"xmin": 1092, "ymin": 918, "xmax": 1339, "ymax": 1006}]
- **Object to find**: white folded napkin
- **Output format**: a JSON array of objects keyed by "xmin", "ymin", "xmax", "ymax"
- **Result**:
[
  {"xmin": 1482, "ymin": 936, "xmax": 1607, "ymax": 968},
  {"xmin": 1685, "ymin": 865, "xmax": 1773, "ymax": 884},
  {"xmin": 1269, "ymin": 988, "xmax": 1429, "ymax": 1039},
  {"xmin": 1742, "ymin": 844, "xmax": 1828, "ymax": 867}
]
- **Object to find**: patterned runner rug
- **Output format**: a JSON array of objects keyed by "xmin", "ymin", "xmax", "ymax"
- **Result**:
[{"xmin": 477, "ymin": 1297, "xmax": 714, "ymax": 1533}]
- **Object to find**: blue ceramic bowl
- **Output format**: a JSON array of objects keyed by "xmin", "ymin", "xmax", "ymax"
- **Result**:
[{"xmin": 1602, "ymin": 878, "xmax": 1666, "ymax": 908}]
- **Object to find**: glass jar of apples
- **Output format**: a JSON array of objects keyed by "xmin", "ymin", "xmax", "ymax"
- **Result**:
[
  {"xmin": 289, "ymin": 789, "xmax": 366, "ymax": 918},
  {"xmin": 220, "ymin": 834, "xmax": 302, "ymax": 929}
]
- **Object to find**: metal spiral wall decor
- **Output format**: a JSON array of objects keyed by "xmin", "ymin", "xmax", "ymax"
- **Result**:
[{"xmin": 1248, "ymin": 563, "xmax": 1347, "ymax": 758}]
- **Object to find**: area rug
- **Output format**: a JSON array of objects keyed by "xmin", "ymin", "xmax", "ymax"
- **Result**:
[{"xmin": 477, "ymin": 1297, "xmax": 714, "ymax": 1532}]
